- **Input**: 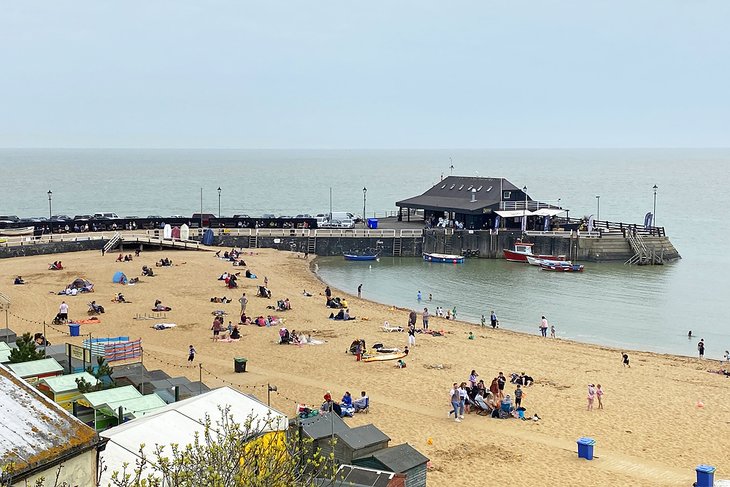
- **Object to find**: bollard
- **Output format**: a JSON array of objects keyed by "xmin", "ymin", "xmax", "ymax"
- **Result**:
[{"xmin": 576, "ymin": 437, "xmax": 596, "ymax": 460}]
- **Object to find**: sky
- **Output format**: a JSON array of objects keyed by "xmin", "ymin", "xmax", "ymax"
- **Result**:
[{"xmin": 1, "ymin": 1, "xmax": 728, "ymax": 149}]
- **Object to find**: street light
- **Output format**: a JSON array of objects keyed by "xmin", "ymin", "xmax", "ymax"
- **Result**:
[
  {"xmin": 596, "ymin": 195, "xmax": 600, "ymax": 221},
  {"xmin": 652, "ymin": 184, "xmax": 658, "ymax": 227},
  {"xmin": 522, "ymin": 186, "xmax": 528, "ymax": 232},
  {"xmin": 362, "ymin": 187, "xmax": 367, "ymax": 227},
  {"xmin": 267, "ymin": 384, "xmax": 277, "ymax": 407},
  {"xmin": 217, "ymin": 187, "xmax": 222, "ymax": 220},
  {"xmin": 47, "ymin": 190, "xmax": 53, "ymax": 220}
]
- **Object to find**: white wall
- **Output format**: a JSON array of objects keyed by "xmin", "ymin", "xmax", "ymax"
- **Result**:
[{"xmin": 13, "ymin": 449, "xmax": 97, "ymax": 487}]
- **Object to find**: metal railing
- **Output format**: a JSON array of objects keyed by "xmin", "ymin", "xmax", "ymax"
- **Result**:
[{"xmin": 499, "ymin": 201, "xmax": 558, "ymax": 211}]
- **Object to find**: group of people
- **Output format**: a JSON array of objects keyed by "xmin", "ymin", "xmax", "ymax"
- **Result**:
[
  {"xmin": 48, "ymin": 261, "xmax": 63, "ymax": 270},
  {"xmin": 211, "ymin": 316, "xmax": 241, "ymax": 341},
  {"xmin": 115, "ymin": 253, "xmax": 134, "ymax": 262},
  {"xmin": 320, "ymin": 391, "xmax": 369, "ymax": 417},
  {"xmin": 156, "ymin": 258, "xmax": 173, "ymax": 267},
  {"xmin": 449, "ymin": 370, "xmax": 535, "ymax": 422}
]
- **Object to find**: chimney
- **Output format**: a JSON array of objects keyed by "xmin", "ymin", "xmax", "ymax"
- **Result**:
[{"xmin": 470, "ymin": 188, "xmax": 476, "ymax": 203}]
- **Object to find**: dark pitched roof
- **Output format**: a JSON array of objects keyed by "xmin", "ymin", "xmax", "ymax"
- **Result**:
[
  {"xmin": 299, "ymin": 412, "xmax": 349, "ymax": 440},
  {"xmin": 336, "ymin": 424, "xmax": 390, "ymax": 450},
  {"xmin": 396, "ymin": 176, "xmax": 524, "ymax": 214},
  {"xmin": 371, "ymin": 443, "xmax": 429, "ymax": 473}
]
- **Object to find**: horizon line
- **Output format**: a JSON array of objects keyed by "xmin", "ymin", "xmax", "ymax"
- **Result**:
[{"xmin": 1, "ymin": 146, "xmax": 729, "ymax": 151}]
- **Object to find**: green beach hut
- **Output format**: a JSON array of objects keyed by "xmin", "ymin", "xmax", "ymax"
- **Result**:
[{"xmin": 36, "ymin": 372, "xmax": 99, "ymax": 411}]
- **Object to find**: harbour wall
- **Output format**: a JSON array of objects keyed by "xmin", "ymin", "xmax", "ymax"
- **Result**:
[{"xmin": 0, "ymin": 239, "xmax": 104, "ymax": 259}]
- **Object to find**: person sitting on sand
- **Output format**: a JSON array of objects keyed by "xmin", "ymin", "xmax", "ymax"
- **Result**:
[
  {"xmin": 353, "ymin": 391, "xmax": 369, "ymax": 412},
  {"xmin": 14, "ymin": 276, "xmax": 24, "ymax": 285},
  {"xmin": 303, "ymin": 289, "xmax": 312, "ymax": 297},
  {"xmin": 115, "ymin": 293, "xmax": 126, "ymax": 303},
  {"xmin": 142, "ymin": 265, "xmax": 154, "ymax": 277},
  {"xmin": 153, "ymin": 299, "xmax": 171, "ymax": 312},
  {"xmin": 230, "ymin": 325, "xmax": 241, "ymax": 340},
  {"xmin": 218, "ymin": 272, "xmax": 229, "ymax": 281},
  {"xmin": 116, "ymin": 254, "xmax": 123, "ymax": 262},
  {"xmin": 341, "ymin": 391, "xmax": 353, "ymax": 409}
]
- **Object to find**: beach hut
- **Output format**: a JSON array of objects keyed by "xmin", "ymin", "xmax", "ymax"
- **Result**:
[
  {"xmin": 171, "ymin": 226, "xmax": 181, "ymax": 239},
  {"xmin": 98, "ymin": 387, "xmax": 289, "ymax": 486},
  {"xmin": 333, "ymin": 424, "xmax": 391, "ymax": 464},
  {"xmin": 353, "ymin": 443, "xmax": 429, "ymax": 487},
  {"xmin": 7, "ymin": 357, "xmax": 64, "ymax": 384},
  {"xmin": 36, "ymin": 371, "xmax": 98, "ymax": 411},
  {"xmin": 0, "ymin": 341, "xmax": 12, "ymax": 363},
  {"xmin": 76, "ymin": 385, "xmax": 166, "ymax": 431},
  {"xmin": 111, "ymin": 271, "xmax": 128, "ymax": 284},
  {"xmin": 180, "ymin": 224, "xmax": 190, "ymax": 240},
  {"xmin": 316, "ymin": 465, "xmax": 406, "ymax": 487}
]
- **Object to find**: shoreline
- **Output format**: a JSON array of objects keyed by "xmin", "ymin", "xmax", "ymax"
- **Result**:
[
  {"xmin": 309, "ymin": 257, "xmax": 715, "ymax": 365},
  {"xmin": 1, "ymin": 249, "xmax": 728, "ymax": 486}
]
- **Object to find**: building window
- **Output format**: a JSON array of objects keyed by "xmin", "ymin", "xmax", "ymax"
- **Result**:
[
  {"xmin": 450, "ymin": 184, "xmax": 455, "ymax": 190},
  {"xmin": 441, "ymin": 184, "xmax": 446, "ymax": 189},
  {"xmin": 476, "ymin": 186, "xmax": 483, "ymax": 191},
  {"xmin": 503, "ymin": 191, "xmax": 511, "ymax": 199},
  {"xmin": 486, "ymin": 186, "xmax": 492, "ymax": 192},
  {"xmin": 467, "ymin": 185, "xmax": 473, "ymax": 190},
  {"xmin": 458, "ymin": 185, "xmax": 464, "ymax": 191}
]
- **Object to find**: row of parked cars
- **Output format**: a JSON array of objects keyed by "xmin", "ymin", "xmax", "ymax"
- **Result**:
[{"xmin": 0, "ymin": 213, "xmax": 192, "ymax": 225}]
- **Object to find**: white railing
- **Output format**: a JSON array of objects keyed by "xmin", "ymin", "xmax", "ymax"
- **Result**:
[
  {"xmin": 500, "ymin": 201, "xmax": 558, "ymax": 211},
  {"xmin": 399, "ymin": 229, "xmax": 423, "ymax": 238}
]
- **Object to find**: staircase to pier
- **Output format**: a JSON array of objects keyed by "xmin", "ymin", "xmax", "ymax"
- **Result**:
[
  {"xmin": 307, "ymin": 237, "xmax": 316, "ymax": 255},
  {"xmin": 393, "ymin": 238, "xmax": 402, "ymax": 256},
  {"xmin": 248, "ymin": 235, "xmax": 257, "ymax": 249},
  {"xmin": 626, "ymin": 232, "xmax": 664, "ymax": 265},
  {"xmin": 103, "ymin": 232, "xmax": 122, "ymax": 253}
]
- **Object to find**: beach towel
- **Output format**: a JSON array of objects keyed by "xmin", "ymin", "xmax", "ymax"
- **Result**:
[
  {"xmin": 71, "ymin": 317, "xmax": 101, "ymax": 325},
  {"xmin": 153, "ymin": 323, "xmax": 176, "ymax": 330}
]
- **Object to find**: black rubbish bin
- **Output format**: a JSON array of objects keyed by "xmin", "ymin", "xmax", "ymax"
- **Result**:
[{"xmin": 234, "ymin": 357, "xmax": 247, "ymax": 373}]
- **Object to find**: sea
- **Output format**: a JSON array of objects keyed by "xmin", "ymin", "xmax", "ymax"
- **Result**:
[{"xmin": 1, "ymin": 148, "xmax": 728, "ymax": 358}]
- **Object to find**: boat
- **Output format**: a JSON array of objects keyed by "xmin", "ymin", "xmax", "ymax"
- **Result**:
[
  {"xmin": 423, "ymin": 252, "xmax": 464, "ymax": 264},
  {"xmin": 503, "ymin": 241, "xmax": 566, "ymax": 263},
  {"xmin": 362, "ymin": 352, "xmax": 407, "ymax": 362},
  {"xmin": 343, "ymin": 253, "xmax": 379, "ymax": 261},
  {"xmin": 526, "ymin": 255, "xmax": 573, "ymax": 267},
  {"xmin": 540, "ymin": 262, "xmax": 585, "ymax": 272},
  {"xmin": 0, "ymin": 226, "xmax": 35, "ymax": 237}
]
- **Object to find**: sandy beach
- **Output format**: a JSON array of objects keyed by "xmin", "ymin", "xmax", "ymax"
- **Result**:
[{"xmin": 1, "ymin": 247, "xmax": 728, "ymax": 486}]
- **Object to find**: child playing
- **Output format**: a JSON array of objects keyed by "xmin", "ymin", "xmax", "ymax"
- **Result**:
[
  {"xmin": 596, "ymin": 384, "xmax": 604, "ymax": 409},
  {"xmin": 514, "ymin": 384, "xmax": 523, "ymax": 407},
  {"xmin": 188, "ymin": 345, "xmax": 196, "ymax": 363},
  {"xmin": 550, "ymin": 325, "xmax": 556, "ymax": 338}
]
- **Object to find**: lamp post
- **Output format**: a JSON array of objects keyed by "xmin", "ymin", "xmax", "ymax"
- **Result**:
[
  {"xmin": 362, "ymin": 187, "xmax": 367, "ymax": 227},
  {"xmin": 217, "ymin": 187, "xmax": 222, "ymax": 220},
  {"xmin": 522, "ymin": 185, "xmax": 528, "ymax": 232},
  {"xmin": 267, "ymin": 384, "xmax": 277, "ymax": 407},
  {"xmin": 48, "ymin": 189, "xmax": 52, "ymax": 233},
  {"xmin": 652, "ymin": 185, "xmax": 658, "ymax": 227},
  {"xmin": 596, "ymin": 195, "xmax": 600, "ymax": 221}
]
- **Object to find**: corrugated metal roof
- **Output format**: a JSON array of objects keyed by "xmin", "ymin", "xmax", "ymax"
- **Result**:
[
  {"xmin": 81, "ymin": 384, "xmax": 142, "ymax": 407},
  {"xmin": 0, "ymin": 342, "xmax": 11, "ymax": 363},
  {"xmin": 371, "ymin": 443, "xmax": 429, "ymax": 473},
  {"xmin": 7, "ymin": 357, "xmax": 63, "ymax": 378},
  {"xmin": 0, "ymin": 364, "xmax": 98, "ymax": 478}
]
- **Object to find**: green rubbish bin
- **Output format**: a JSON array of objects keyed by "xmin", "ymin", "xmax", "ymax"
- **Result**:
[{"xmin": 234, "ymin": 357, "xmax": 247, "ymax": 373}]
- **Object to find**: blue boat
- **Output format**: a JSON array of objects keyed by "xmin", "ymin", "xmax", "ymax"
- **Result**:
[
  {"xmin": 423, "ymin": 252, "xmax": 465, "ymax": 264},
  {"xmin": 344, "ymin": 253, "xmax": 379, "ymax": 261}
]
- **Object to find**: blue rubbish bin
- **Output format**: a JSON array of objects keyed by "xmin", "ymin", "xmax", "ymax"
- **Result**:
[
  {"xmin": 576, "ymin": 437, "xmax": 596, "ymax": 460},
  {"xmin": 68, "ymin": 323, "xmax": 80, "ymax": 337},
  {"xmin": 695, "ymin": 465, "xmax": 716, "ymax": 487},
  {"xmin": 367, "ymin": 218, "xmax": 378, "ymax": 229}
]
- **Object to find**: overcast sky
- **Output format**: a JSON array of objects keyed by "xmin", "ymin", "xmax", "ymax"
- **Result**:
[{"xmin": 1, "ymin": 1, "xmax": 728, "ymax": 148}]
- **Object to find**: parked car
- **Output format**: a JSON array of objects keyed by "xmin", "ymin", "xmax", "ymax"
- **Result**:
[
  {"xmin": 295, "ymin": 214, "xmax": 312, "ymax": 219},
  {"xmin": 169, "ymin": 215, "xmax": 185, "ymax": 219},
  {"xmin": 50, "ymin": 215, "xmax": 72, "ymax": 221},
  {"xmin": 191, "ymin": 213, "xmax": 217, "ymax": 226},
  {"xmin": 233, "ymin": 214, "xmax": 251, "ymax": 219},
  {"xmin": 261, "ymin": 214, "xmax": 276, "ymax": 219},
  {"xmin": 124, "ymin": 216, "xmax": 140, "ymax": 219},
  {"xmin": 93, "ymin": 213, "xmax": 119, "ymax": 219},
  {"xmin": 278, "ymin": 215, "xmax": 293, "ymax": 219},
  {"xmin": 74, "ymin": 215, "xmax": 93, "ymax": 221},
  {"xmin": 147, "ymin": 215, "xmax": 164, "ymax": 219}
]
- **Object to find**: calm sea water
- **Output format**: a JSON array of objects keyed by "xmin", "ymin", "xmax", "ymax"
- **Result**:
[{"xmin": 2, "ymin": 148, "xmax": 728, "ymax": 357}]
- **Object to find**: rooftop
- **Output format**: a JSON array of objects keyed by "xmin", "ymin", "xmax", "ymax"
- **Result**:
[
  {"xmin": 337, "ymin": 424, "xmax": 390, "ymax": 450},
  {"xmin": 396, "ymin": 176, "xmax": 523, "ymax": 214},
  {"xmin": 7, "ymin": 357, "xmax": 63, "ymax": 378},
  {"xmin": 38, "ymin": 371, "xmax": 98, "ymax": 393},
  {"xmin": 371, "ymin": 443, "xmax": 429, "ymax": 473},
  {"xmin": 0, "ymin": 364, "xmax": 98, "ymax": 480}
]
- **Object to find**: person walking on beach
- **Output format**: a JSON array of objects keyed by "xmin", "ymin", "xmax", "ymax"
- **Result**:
[
  {"xmin": 550, "ymin": 325, "xmax": 556, "ymax": 338},
  {"xmin": 448, "ymin": 383, "xmax": 461, "ymax": 422},
  {"xmin": 428, "ymin": 293, "xmax": 432, "ymax": 302},
  {"xmin": 187, "ymin": 345, "xmax": 196, "ymax": 363},
  {"xmin": 422, "ymin": 308, "xmax": 429, "ymax": 330},
  {"xmin": 490, "ymin": 310, "xmax": 498, "ymax": 329},
  {"xmin": 596, "ymin": 384, "xmax": 604, "ymax": 409},
  {"xmin": 324, "ymin": 285, "xmax": 331, "ymax": 304},
  {"xmin": 239, "ymin": 293, "xmax": 248, "ymax": 314},
  {"xmin": 408, "ymin": 323, "xmax": 416, "ymax": 347},
  {"xmin": 417, "ymin": 290, "xmax": 422, "ymax": 302},
  {"xmin": 357, "ymin": 284, "xmax": 362, "ymax": 298},
  {"xmin": 264, "ymin": 276, "xmax": 269, "ymax": 288},
  {"xmin": 540, "ymin": 316, "xmax": 549, "ymax": 337},
  {"xmin": 452, "ymin": 306, "xmax": 457, "ymax": 320},
  {"xmin": 587, "ymin": 384, "xmax": 596, "ymax": 411},
  {"xmin": 724, "ymin": 350, "xmax": 730, "ymax": 364},
  {"xmin": 698, "ymin": 339, "xmax": 705, "ymax": 359},
  {"xmin": 622, "ymin": 353, "xmax": 630, "ymax": 367},
  {"xmin": 458, "ymin": 382, "xmax": 468, "ymax": 417},
  {"xmin": 481, "ymin": 315, "xmax": 486, "ymax": 327}
]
